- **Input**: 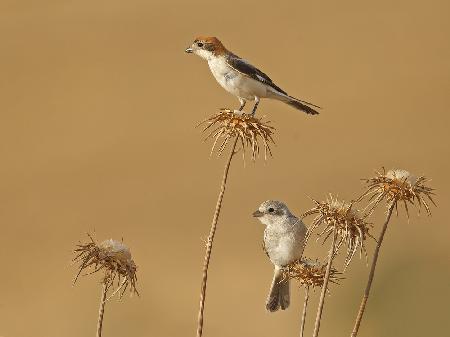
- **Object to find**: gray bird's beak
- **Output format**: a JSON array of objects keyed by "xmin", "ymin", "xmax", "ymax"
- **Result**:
[
  {"xmin": 252, "ymin": 210, "xmax": 264, "ymax": 218},
  {"xmin": 185, "ymin": 47, "xmax": 193, "ymax": 53}
]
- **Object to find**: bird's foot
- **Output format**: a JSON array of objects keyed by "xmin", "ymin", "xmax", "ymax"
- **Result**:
[{"xmin": 233, "ymin": 109, "xmax": 246, "ymax": 116}]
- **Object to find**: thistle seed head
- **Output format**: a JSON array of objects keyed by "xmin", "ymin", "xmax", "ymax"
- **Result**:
[
  {"xmin": 283, "ymin": 258, "xmax": 342, "ymax": 289},
  {"xmin": 302, "ymin": 195, "xmax": 373, "ymax": 268},
  {"xmin": 73, "ymin": 234, "xmax": 138, "ymax": 297},
  {"xmin": 199, "ymin": 109, "xmax": 275, "ymax": 161},
  {"xmin": 361, "ymin": 168, "xmax": 436, "ymax": 216}
]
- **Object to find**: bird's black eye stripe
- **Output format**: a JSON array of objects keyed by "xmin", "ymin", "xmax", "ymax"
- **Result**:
[
  {"xmin": 197, "ymin": 42, "xmax": 204, "ymax": 47},
  {"xmin": 268, "ymin": 208, "xmax": 274, "ymax": 213}
]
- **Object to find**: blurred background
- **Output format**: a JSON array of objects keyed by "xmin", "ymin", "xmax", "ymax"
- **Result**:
[{"xmin": 1, "ymin": 1, "xmax": 449, "ymax": 336}]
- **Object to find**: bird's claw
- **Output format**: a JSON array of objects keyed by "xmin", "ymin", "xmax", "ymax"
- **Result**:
[{"xmin": 233, "ymin": 109, "xmax": 246, "ymax": 116}]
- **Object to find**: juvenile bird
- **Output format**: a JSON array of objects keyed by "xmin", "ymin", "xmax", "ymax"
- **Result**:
[
  {"xmin": 185, "ymin": 36, "xmax": 320, "ymax": 115},
  {"xmin": 253, "ymin": 200, "xmax": 307, "ymax": 312}
]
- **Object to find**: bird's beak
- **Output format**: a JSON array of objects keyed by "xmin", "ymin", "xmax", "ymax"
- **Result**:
[
  {"xmin": 252, "ymin": 210, "xmax": 264, "ymax": 218},
  {"xmin": 185, "ymin": 47, "xmax": 193, "ymax": 53}
]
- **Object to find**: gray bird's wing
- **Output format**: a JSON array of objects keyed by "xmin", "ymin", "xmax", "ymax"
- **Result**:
[
  {"xmin": 226, "ymin": 54, "xmax": 288, "ymax": 95},
  {"xmin": 262, "ymin": 240, "xmax": 270, "ymax": 258}
]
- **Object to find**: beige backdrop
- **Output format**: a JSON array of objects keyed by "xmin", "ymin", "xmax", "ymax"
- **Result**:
[{"xmin": 1, "ymin": 1, "xmax": 449, "ymax": 336}]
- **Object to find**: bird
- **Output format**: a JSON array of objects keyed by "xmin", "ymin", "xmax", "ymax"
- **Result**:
[
  {"xmin": 253, "ymin": 200, "xmax": 307, "ymax": 312},
  {"xmin": 185, "ymin": 36, "xmax": 320, "ymax": 115}
]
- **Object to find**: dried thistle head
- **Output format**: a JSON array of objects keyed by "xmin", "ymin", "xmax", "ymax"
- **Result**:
[
  {"xmin": 302, "ymin": 195, "xmax": 373, "ymax": 268},
  {"xmin": 199, "ymin": 109, "xmax": 275, "ymax": 161},
  {"xmin": 283, "ymin": 258, "xmax": 342, "ymax": 289},
  {"xmin": 361, "ymin": 168, "xmax": 436, "ymax": 216},
  {"xmin": 73, "ymin": 234, "xmax": 138, "ymax": 297}
]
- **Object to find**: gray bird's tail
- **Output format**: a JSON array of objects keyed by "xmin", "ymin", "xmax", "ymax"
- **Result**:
[
  {"xmin": 269, "ymin": 90, "xmax": 320, "ymax": 115},
  {"xmin": 266, "ymin": 266, "xmax": 290, "ymax": 312}
]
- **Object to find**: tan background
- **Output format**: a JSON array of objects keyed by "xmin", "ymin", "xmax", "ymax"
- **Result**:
[{"xmin": 1, "ymin": 0, "xmax": 449, "ymax": 336}]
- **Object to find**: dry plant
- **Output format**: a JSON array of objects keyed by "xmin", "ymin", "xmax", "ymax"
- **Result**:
[
  {"xmin": 73, "ymin": 234, "xmax": 138, "ymax": 337},
  {"xmin": 351, "ymin": 168, "xmax": 435, "ymax": 336},
  {"xmin": 303, "ymin": 195, "xmax": 373, "ymax": 269},
  {"xmin": 302, "ymin": 195, "xmax": 371, "ymax": 337},
  {"xmin": 195, "ymin": 109, "xmax": 276, "ymax": 337},
  {"xmin": 284, "ymin": 258, "xmax": 342, "ymax": 290},
  {"xmin": 199, "ymin": 108, "xmax": 275, "ymax": 161},
  {"xmin": 359, "ymin": 168, "xmax": 435, "ymax": 216},
  {"xmin": 283, "ymin": 258, "xmax": 342, "ymax": 337}
]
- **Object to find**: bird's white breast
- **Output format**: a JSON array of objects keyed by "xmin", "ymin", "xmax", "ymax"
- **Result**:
[
  {"xmin": 207, "ymin": 57, "xmax": 269, "ymax": 100},
  {"xmin": 264, "ymin": 220, "xmax": 306, "ymax": 267}
]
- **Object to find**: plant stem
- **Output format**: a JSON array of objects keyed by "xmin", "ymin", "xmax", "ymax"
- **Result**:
[
  {"xmin": 312, "ymin": 228, "xmax": 338, "ymax": 337},
  {"xmin": 350, "ymin": 202, "xmax": 395, "ymax": 337},
  {"xmin": 300, "ymin": 287, "xmax": 310, "ymax": 337},
  {"xmin": 196, "ymin": 137, "xmax": 238, "ymax": 337},
  {"xmin": 97, "ymin": 282, "xmax": 108, "ymax": 337}
]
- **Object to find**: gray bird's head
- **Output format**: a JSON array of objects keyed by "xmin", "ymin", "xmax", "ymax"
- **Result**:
[{"xmin": 253, "ymin": 200, "xmax": 294, "ymax": 226}]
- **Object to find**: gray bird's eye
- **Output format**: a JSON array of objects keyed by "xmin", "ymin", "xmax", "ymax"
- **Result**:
[
  {"xmin": 268, "ymin": 207, "xmax": 274, "ymax": 213},
  {"xmin": 197, "ymin": 42, "xmax": 204, "ymax": 48}
]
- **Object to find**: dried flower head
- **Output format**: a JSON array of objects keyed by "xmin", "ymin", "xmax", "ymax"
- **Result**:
[
  {"xmin": 302, "ymin": 195, "xmax": 373, "ymax": 268},
  {"xmin": 361, "ymin": 168, "xmax": 436, "ymax": 216},
  {"xmin": 73, "ymin": 234, "xmax": 138, "ymax": 297},
  {"xmin": 199, "ymin": 109, "xmax": 275, "ymax": 160},
  {"xmin": 283, "ymin": 258, "xmax": 342, "ymax": 289}
]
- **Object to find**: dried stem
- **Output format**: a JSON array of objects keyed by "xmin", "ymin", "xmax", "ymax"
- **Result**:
[
  {"xmin": 196, "ymin": 137, "xmax": 238, "ymax": 337},
  {"xmin": 351, "ymin": 202, "xmax": 395, "ymax": 336},
  {"xmin": 300, "ymin": 287, "xmax": 310, "ymax": 337},
  {"xmin": 312, "ymin": 228, "xmax": 338, "ymax": 337},
  {"xmin": 97, "ymin": 282, "xmax": 109, "ymax": 337}
]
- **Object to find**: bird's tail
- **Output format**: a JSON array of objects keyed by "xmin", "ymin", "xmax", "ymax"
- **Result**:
[
  {"xmin": 269, "ymin": 90, "xmax": 320, "ymax": 115},
  {"xmin": 266, "ymin": 266, "xmax": 290, "ymax": 312}
]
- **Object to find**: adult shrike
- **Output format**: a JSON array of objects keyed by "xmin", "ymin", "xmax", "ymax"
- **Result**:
[
  {"xmin": 185, "ymin": 36, "xmax": 320, "ymax": 115},
  {"xmin": 253, "ymin": 200, "xmax": 307, "ymax": 312}
]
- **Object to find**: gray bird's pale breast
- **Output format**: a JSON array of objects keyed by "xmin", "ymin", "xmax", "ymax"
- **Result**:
[
  {"xmin": 208, "ymin": 57, "xmax": 269, "ymax": 101},
  {"xmin": 263, "ymin": 219, "xmax": 306, "ymax": 267}
]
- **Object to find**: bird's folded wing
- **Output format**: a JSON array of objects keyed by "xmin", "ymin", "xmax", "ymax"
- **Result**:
[
  {"xmin": 226, "ymin": 54, "xmax": 288, "ymax": 95},
  {"xmin": 262, "ymin": 240, "xmax": 270, "ymax": 258}
]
